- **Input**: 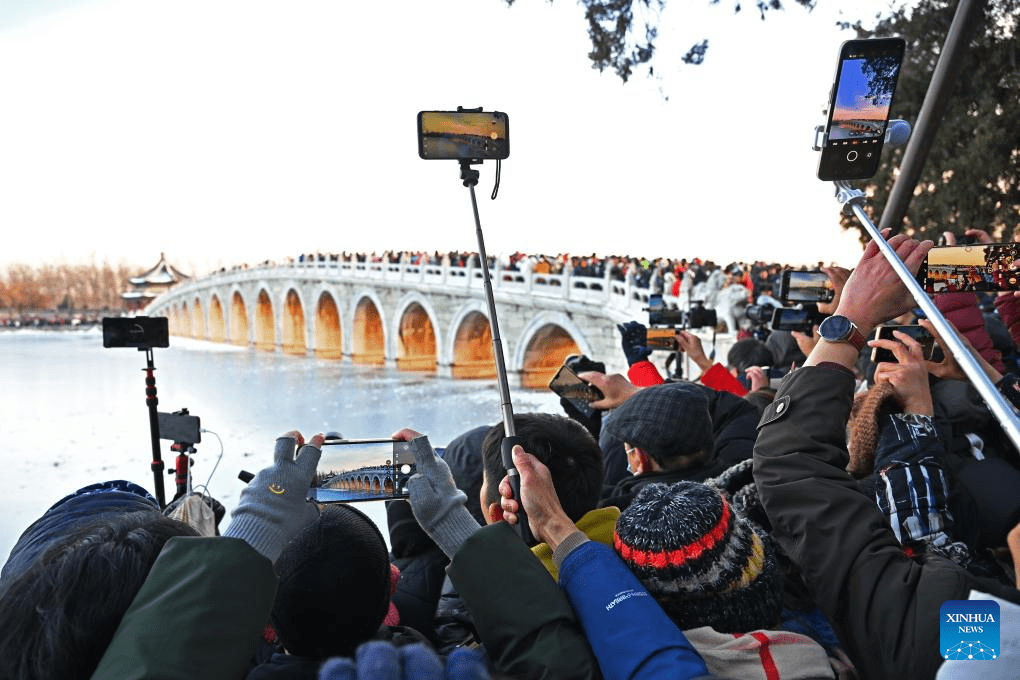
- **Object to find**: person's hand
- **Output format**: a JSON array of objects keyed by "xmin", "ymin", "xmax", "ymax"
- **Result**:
[
  {"xmin": 579, "ymin": 371, "xmax": 641, "ymax": 409},
  {"xmin": 918, "ymin": 318, "xmax": 1003, "ymax": 384},
  {"xmin": 791, "ymin": 325, "xmax": 820, "ymax": 358},
  {"xmin": 869, "ymin": 331, "xmax": 935, "ymax": 416},
  {"xmin": 498, "ymin": 446, "xmax": 576, "ymax": 551},
  {"xmin": 676, "ymin": 330, "xmax": 712, "ymax": 371},
  {"xmin": 965, "ymin": 229, "xmax": 995, "ymax": 244},
  {"xmin": 834, "ymin": 229, "xmax": 934, "ymax": 338},
  {"xmin": 745, "ymin": 366, "xmax": 769, "ymax": 392},
  {"xmin": 404, "ymin": 432, "xmax": 479, "ymax": 558},
  {"xmin": 617, "ymin": 321, "xmax": 652, "ymax": 366},
  {"xmin": 817, "ymin": 266, "xmax": 852, "ymax": 315},
  {"xmin": 223, "ymin": 430, "xmax": 323, "ymax": 563}
]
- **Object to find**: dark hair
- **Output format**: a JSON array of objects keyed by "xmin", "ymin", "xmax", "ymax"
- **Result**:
[
  {"xmin": 271, "ymin": 504, "xmax": 391, "ymax": 659},
  {"xmin": 726, "ymin": 338, "xmax": 775, "ymax": 374},
  {"xmin": 0, "ymin": 511, "xmax": 197, "ymax": 680},
  {"xmin": 481, "ymin": 413, "xmax": 604, "ymax": 531}
]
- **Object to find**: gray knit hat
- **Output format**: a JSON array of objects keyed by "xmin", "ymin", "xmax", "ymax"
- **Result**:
[
  {"xmin": 603, "ymin": 382, "xmax": 713, "ymax": 465},
  {"xmin": 614, "ymin": 480, "xmax": 782, "ymax": 633}
]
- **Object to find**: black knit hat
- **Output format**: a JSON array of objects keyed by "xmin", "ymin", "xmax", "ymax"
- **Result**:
[
  {"xmin": 272, "ymin": 504, "xmax": 391, "ymax": 659},
  {"xmin": 613, "ymin": 480, "xmax": 782, "ymax": 633},
  {"xmin": 602, "ymin": 382, "xmax": 713, "ymax": 465}
]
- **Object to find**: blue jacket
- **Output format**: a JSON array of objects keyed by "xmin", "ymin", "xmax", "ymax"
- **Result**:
[{"xmin": 558, "ymin": 540, "xmax": 710, "ymax": 680}]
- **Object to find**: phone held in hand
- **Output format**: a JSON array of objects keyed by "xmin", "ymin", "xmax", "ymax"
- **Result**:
[
  {"xmin": 646, "ymin": 327, "xmax": 679, "ymax": 351},
  {"xmin": 817, "ymin": 37, "xmax": 905, "ymax": 181},
  {"xmin": 549, "ymin": 362, "xmax": 604, "ymax": 420},
  {"xmin": 310, "ymin": 439, "xmax": 416, "ymax": 503},
  {"xmin": 917, "ymin": 243, "xmax": 1020, "ymax": 293},
  {"xmin": 780, "ymin": 270, "xmax": 834, "ymax": 304},
  {"xmin": 870, "ymin": 325, "xmax": 939, "ymax": 364}
]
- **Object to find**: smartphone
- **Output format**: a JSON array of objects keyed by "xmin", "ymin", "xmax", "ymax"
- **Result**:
[
  {"xmin": 548, "ymin": 364, "xmax": 604, "ymax": 420},
  {"xmin": 417, "ymin": 111, "xmax": 509, "ymax": 161},
  {"xmin": 158, "ymin": 412, "xmax": 201, "ymax": 444},
  {"xmin": 310, "ymin": 439, "xmax": 416, "ymax": 503},
  {"xmin": 817, "ymin": 37, "xmax": 905, "ymax": 181},
  {"xmin": 769, "ymin": 307, "xmax": 816, "ymax": 333},
  {"xmin": 646, "ymin": 327, "xmax": 678, "ymax": 351},
  {"xmin": 870, "ymin": 325, "xmax": 938, "ymax": 363},
  {"xmin": 780, "ymin": 270, "xmax": 834, "ymax": 304},
  {"xmin": 917, "ymin": 243, "xmax": 1020, "ymax": 293},
  {"xmin": 102, "ymin": 316, "xmax": 170, "ymax": 349}
]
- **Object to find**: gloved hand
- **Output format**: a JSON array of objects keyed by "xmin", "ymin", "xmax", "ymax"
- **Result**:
[
  {"xmin": 405, "ymin": 434, "xmax": 480, "ymax": 558},
  {"xmin": 223, "ymin": 432, "xmax": 322, "ymax": 563},
  {"xmin": 318, "ymin": 641, "xmax": 490, "ymax": 680},
  {"xmin": 618, "ymin": 321, "xmax": 652, "ymax": 365}
]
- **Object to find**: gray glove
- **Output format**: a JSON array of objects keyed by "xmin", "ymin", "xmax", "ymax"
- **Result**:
[
  {"xmin": 406, "ymin": 435, "xmax": 480, "ymax": 558},
  {"xmin": 224, "ymin": 435, "xmax": 321, "ymax": 563}
]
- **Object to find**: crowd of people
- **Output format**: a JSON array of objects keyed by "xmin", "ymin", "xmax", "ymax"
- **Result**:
[{"xmin": 3, "ymin": 229, "xmax": 1020, "ymax": 679}]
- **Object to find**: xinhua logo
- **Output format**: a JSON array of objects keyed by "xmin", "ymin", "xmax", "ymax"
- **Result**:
[{"xmin": 940, "ymin": 600, "xmax": 1000, "ymax": 660}]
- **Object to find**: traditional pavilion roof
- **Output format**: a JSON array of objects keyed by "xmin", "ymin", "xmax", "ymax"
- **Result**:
[{"xmin": 128, "ymin": 253, "xmax": 190, "ymax": 286}]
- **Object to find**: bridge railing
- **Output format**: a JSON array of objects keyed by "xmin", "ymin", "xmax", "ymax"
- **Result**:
[{"xmin": 164, "ymin": 259, "xmax": 663, "ymax": 315}]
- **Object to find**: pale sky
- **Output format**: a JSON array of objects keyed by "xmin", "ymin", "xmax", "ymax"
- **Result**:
[{"xmin": 0, "ymin": 0, "xmax": 910, "ymax": 275}]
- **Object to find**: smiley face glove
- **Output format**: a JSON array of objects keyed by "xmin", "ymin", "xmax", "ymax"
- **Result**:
[{"xmin": 223, "ymin": 435, "xmax": 322, "ymax": 563}]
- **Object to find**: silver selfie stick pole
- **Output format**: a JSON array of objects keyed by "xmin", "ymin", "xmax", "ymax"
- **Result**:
[
  {"xmin": 832, "ymin": 175, "xmax": 1020, "ymax": 451},
  {"xmin": 458, "ymin": 158, "xmax": 532, "ymax": 543}
]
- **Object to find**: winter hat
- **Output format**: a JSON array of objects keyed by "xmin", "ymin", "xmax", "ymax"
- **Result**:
[
  {"xmin": 603, "ymin": 382, "xmax": 713, "ymax": 466},
  {"xmin": 614, "ymin": 480, "xmax": 782, "ymax": 633},
  {"xmin": 705, "ymin": 458, "xmax": 769, "ymax": 533},
  {"xmin": 847, "ymin": 381, "xmax": 897, "ymax": 478},
  {"xmin": 272, "ymin": 504, "xmax": 392, "ymax": 659}
]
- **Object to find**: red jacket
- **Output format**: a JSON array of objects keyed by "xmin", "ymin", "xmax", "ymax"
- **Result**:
[
  {"xmin": 627, "ymin": 360, "xmax": 748, "ymax": 397},
  {"xmin": 934, "ymin": 292, "xmax": 1005, "ymax": 373}
]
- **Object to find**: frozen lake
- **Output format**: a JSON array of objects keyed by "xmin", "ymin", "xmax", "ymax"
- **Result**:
[{"xmin": 0, "ymin": 329, "xmax": 561, "ymax": 559}]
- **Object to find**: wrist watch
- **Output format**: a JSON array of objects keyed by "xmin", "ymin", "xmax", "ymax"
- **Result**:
[{"xmin": 818, "ymin": 315, "xmax": 866, "ymax": 351}]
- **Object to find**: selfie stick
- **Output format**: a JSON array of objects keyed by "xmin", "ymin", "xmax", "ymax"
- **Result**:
[
  {"xmin": 833, "ymin": 180, "xmax": 1020, "ymax": 452},
  {"xmin": 141, "ymin": 347, "xmax": 167, "ymax": 508},
  {"xmin": 457, "ymin": 158, "xmax": 532, "ymax": 544}
]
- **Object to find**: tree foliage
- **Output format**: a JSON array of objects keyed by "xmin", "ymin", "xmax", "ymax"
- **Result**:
[
  {"xmin": 0, "ymin": 261, "xmax": 137, "ymax": 312},
  {"xmin": 846, "ymin": 0, "xmax": 1020, "ymax": 242},
  {"xmin": 504, "ymin": 0, "xmax": 815, "ymax": 82}
]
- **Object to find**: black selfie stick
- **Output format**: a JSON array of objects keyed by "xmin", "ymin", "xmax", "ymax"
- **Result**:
[
  {"xmin": 142, "ymin": 347, "xmax": 167, "ymax": 508},
  {"xmin": 458, "ymin": 157, "xmax": 533, "ymax": 544}
]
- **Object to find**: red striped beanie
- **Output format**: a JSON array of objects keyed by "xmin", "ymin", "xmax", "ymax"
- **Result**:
[{"xmin": 613, "ymin": 480, "xmax": 782, "ymax": 633}]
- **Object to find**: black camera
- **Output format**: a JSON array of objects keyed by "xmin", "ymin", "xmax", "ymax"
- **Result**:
[
  {"xmin": 745, "ymin": 305, "xmax": 774, "ymax": 326},
  {"xmin": 102, "ymin": 316, "xmax": 170, "ymax": 349},
  {"xmin": 685, "ymin": 301, "xmax": 718, "ymax": 330},
  {"xmin": 644, "ymin": 294, "xmax": 685, "ymax": 326}
]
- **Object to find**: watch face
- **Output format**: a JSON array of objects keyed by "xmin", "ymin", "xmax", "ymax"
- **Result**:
[{"xmin": 820, "ymin": 315, "xmax": 852, "ymax": 341}]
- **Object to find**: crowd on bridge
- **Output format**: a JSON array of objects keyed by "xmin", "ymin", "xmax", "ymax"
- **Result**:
[{"xmin": 4, "ymin": 229, "xmax": 1020, "ymax": 680}]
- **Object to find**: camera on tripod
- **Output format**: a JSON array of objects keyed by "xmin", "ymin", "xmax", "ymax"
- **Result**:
[{"xmin": 644, "ymin": 294, "xmax": 717, "ymax": 330}]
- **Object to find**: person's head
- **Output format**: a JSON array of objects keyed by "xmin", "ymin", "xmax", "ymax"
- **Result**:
[
  {"xmin": 0, "ymin": 510, "xmax": 198, "ymax": 680},
  {"xmin": 480, "ymin": 413, "xmax": 603, "ymax": 530},
  {"xmin": 614, "ymin": 481, "xmax": 782, "ymax": 633},
  {"xmin": 602, "ymin": 382, "xmax": 714, "ymax": 473},
  {"xmin": 726, "ymin": 338, "xmax": 774, "ymax": 375},
  {"xmin": 271, "ymin": 504, "xmax": 392, "ymax": 659}
]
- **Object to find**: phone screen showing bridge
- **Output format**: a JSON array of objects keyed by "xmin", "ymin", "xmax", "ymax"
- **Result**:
[{"xmin": 310, "ymin": 439, "xmax": 416, "ymax": 502}]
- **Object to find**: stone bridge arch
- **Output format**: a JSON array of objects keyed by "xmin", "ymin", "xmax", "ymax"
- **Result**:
[
  {"xmin": 180, "ymin": 301, "xmax": 193, "ymax": 338},
  {"xmin": 208, "ymin": 294, "xmax": 226, "ymax": 342},
  {"xmin": 314, "ymin": 289, "xmax": 343, "ymax": 359},
  {"xmin": 516, "ymin": 313, "xmax": 592, "ymax": 389},
  {"xmin": 394, "ymin": 293, "xmax": 440, "ymax": 372},
  {"xmin": 448, "ymin": 301, "xmax": 495, "ymax": 380},
  {"xmin": 282, "ymin": 288, "xmax": 308, "ymax": 355},
  {"xmin": 255, "ymin": 289, "xmax": 276, "ymax": 351},
  {"xmin": 230, "ymin": 290, "xmax": 249, "ymax": 346},
  {"xmin": 350, "ymin": 290, "xmax": 386, "ymax": 365},
  {"xmin": 192, "ymin": 297, "xmax": 206, "ymax": 340}
]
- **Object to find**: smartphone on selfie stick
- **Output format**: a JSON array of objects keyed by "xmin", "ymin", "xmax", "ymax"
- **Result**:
[
  {"xmin": 417, "ymin": 108, "xmax": 533, "ymax": 543},
  {"xmin": 815, "ymin": 37, "xmax": 1020, "ymax": 453}
]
